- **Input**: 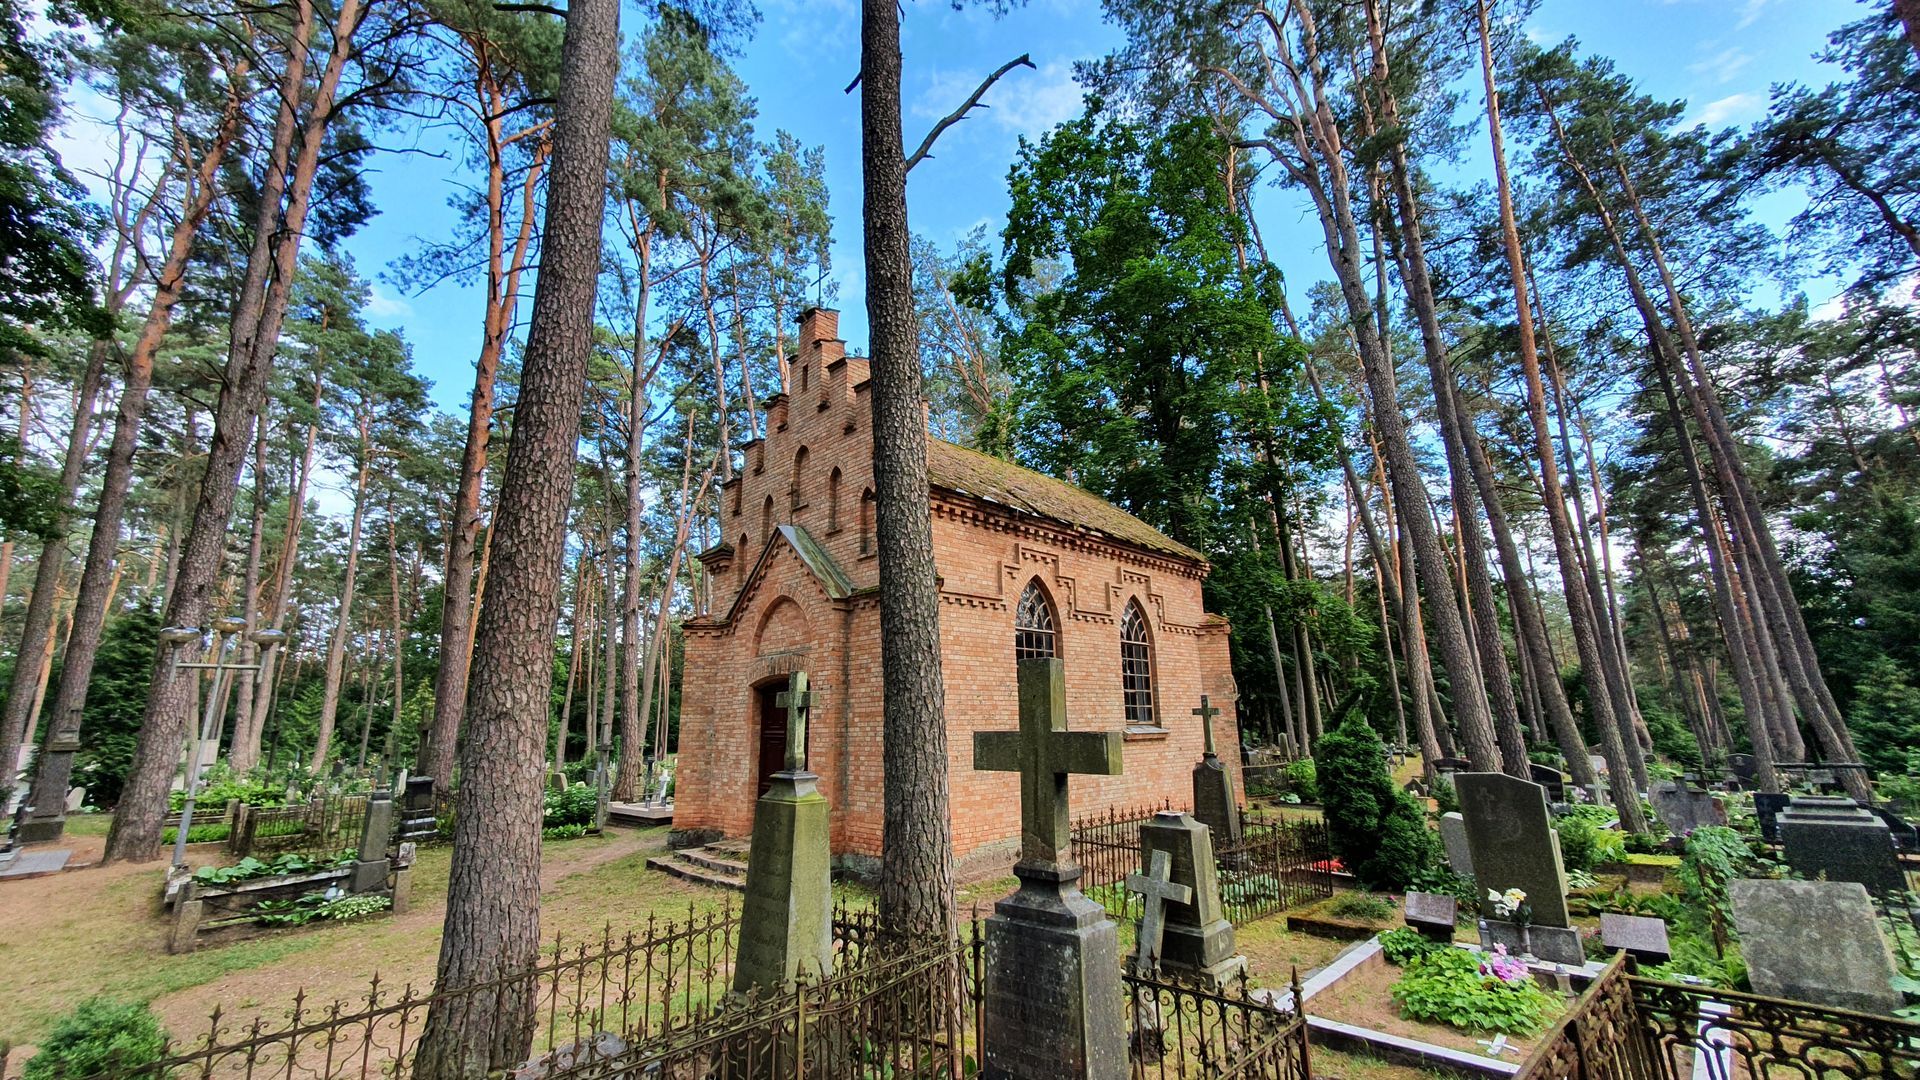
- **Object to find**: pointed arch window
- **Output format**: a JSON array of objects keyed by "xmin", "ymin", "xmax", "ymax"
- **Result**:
[
  {"xmin": 827, "ymin": 467, "xmax": 843, "ymax": 532},
  {"xmin": 790, "ymin": 447, "xmax": 810, "ymax": 514},
  {"xmin": 1015, "ymin": 579, "xmax": 1058, "ymax": 660},
  {"xmin": 859, "ymin": 489, "xmax": 876, "ymax": 556},
  {"xmin": 1120, "ymin": 600, "xmax": 1156, "ymax": 728},
  {"xmin": 761, "ymin": 495, "xmax": 775, "ymax": 542}
]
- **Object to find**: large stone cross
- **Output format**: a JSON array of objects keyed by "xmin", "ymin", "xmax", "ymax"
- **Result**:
[
  {"xmin": 1193, "ymin": 696, "xmax": 1220, "ymax": 760},
  {"xmin": 1127, "ymin": 847, "xmax": 1191, "ymax": 972},
  {"xmin": 974, "ymin": 657, "xmax": 1123, "ymax": 870},
  {"xmin": 774, "ymin": 670, "xmax": 812, "ymax": 774}
]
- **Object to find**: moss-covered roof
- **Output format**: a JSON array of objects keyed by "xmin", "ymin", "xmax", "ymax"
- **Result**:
[{"xmin": 925, "ymin": 437, "xmax": 1204, "ymax": 563}]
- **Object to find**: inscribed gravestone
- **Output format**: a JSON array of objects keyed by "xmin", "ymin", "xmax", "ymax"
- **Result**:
[
  {"xmin": 1778, "ymin": 796, "xmax": 1903, "ymax": 897},
  {"xmin": 1724, "ymin": 753, "xmax": 1756, "ymax": 788},
  {"xmin": 1126, "ymin": 848, "xmax": 1189, "ymax": 974},
  {"xmin": 1439, "ymin": 812, "xmax": 1472, "ymax": 878},
  {"xmin": 974, "ymin": 658, "xmax": 1127, "ymax": 1080},
  {"xmin": 1456, "ymin": 772, "xmax": 1581, "ymax": 965},
  {"xmin": 1527, "ymin": 763, "xmax": 1566, "ymax": 804},
  {"xmin": 1730, "ymin": 879, "xmax": 1901, "ymax": 1015},
  {"xmin": 1139, "ymin": 810, "xmax": 1244, "ymax": 987},
  {"xmin": 1753, "ymin": 792, "xmax": 1790, "ymax": 843},
  {"xmin": 1404, "ymin": 891, "xmax": 1457, "ymax": 943},
  {"xmin": 1598, "ymin": 914, "xmax": 1670, "ymax": 964},
  {"xmin": 350, "ymin": 792, "xmax": 395, "ymax": 893},
  {"xmin": 1189, "ymin": 697, "xmax": 1242, "ymax": 846},
  {"xmin": 734, "ymin": 671, "xmax": 832, "ymax": 996},
  {"xmin": 1648, "ymin": 781, "xmax": 1728, "ymax": 836}
]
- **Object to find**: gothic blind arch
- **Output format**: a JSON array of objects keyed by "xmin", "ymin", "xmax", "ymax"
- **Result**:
[
  {"xmin": 827, "ymin": 467, "xmax": 843, "ymax": 532},
  {"xmin": 1015, "ymin": 578, "xmax": 1058, "ymax": 660},
  {"xmin": 790, "ymin": 446, "xmax": 810, "ymax": 513}
]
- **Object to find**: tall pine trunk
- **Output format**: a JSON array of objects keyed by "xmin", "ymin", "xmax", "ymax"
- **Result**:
[{"xmin": 312, "ymin": 413, "xmax": 371, "ymax": 770}]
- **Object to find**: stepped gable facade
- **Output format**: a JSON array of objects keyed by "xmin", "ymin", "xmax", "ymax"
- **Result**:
[{"xmin": 673, "ymin": 307, "xmax": 1242, "ymax": 863}]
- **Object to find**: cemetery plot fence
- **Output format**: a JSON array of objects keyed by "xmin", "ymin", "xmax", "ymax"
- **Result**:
[
  {"xmin": 1517, "ymin": 953, "xmax": 1920, "ymax": 1080},
  {"xmin": 1123, "ymin": 968, "xmax": 1311, "ymax": 1080},
  {"xmin": 226, "ymin": 795, "xmax": 370, "ymax": 861},
  {"xmin": 1074, "ymin": 804, "xmax": 1335, "ymax": 926}
]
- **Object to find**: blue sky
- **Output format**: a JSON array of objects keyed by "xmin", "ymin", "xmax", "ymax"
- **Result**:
[{"xmin": 63, "ymin": 0, "xmax": 1867, "ymax": 414}]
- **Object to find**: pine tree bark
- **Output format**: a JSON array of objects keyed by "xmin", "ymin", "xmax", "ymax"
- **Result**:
[
  {"xmin": 1475, "ymin": 0, "xmax": 1644, "ymax": 827},
  {"xmin": 105, "ymin": 0, "xmax": 361, "ymax": 862},
  {"xmin": 413, "ymin": 0, "xmax": 617, "ymax": 1066},
  {"xmin": 861, "ymin": 0, "xmax": 955, "ymax": 942}
]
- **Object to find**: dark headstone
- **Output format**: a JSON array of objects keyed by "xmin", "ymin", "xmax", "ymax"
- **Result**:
[
  {"xmin": 1403, "ymin": 891, "xmax": 1457, "ymax": 943},
  {"xmin": 1457, "ymin": 772, "xmax": 1581, "ymax": 966},
  {"xmin": 1190, "ymin": 698, "xmax": 1241, "ymax": 846},
  {"xmin": 1866, "ymin": 806, "xmax": 1919, "ymax": 854},
  {"xmin": 1730, "ymin": 879, "xmax": 1902, "ymax": 1015},
  {"xmin": 1527, "ymin": 763, "xmax": 1566, "ymax": 804},
  {"xmin": 397, "ymin": 776, "xmax": 436, "ymax": 843},
  {"xmin": 1648, "ymin": 781, "xmax": 1729, "ymax": 837},
  {"xmin": 1599, "ymin": 914, "xmax": 1670, "ymax": 964},
  {"xmin": 1725, "ymin": 754, "xmax": 1756, "ymax": 785},
  {"xmin": 1754, "ymin": 792, "xmax": 1790, "ymax": 843},
  {"xmin": 1779, "ymin": 796, "xmax": 1904, "ymax": 897}
]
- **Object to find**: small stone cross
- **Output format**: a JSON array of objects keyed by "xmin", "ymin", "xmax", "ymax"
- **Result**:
[
  {"xmin": 1127, "ymin": 847, "xmax": 1192, "ymax": 973},
  {"xmin": 1193, "ymin": 696, "xmax": 1221, "ymax": 759},
  {"xmin": 1477, "ymin": 1035, "xmax": 1518, "ymax": 1059},
  {"xmin": 974, "ymin": 658, "xmax": 1123, "ymax": 869},
  {"xmin": 774, "ymin": 670, "xmax": 812, "ymax": 774}
]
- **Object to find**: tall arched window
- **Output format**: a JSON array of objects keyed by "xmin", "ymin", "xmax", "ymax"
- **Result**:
[
  {"xmin": 1120, "ymin": 600, "xmax": 1155, "ymax": 727},
  {"xmin": 761, "ymin": 494, "xmax": 775, "ymax": 541},
  {"xmin": 790, "ymin": 447, "xmax": 810, "ymax": 514},
  {"xmin": 859, "ymin": 489, "xmax": 875, "ymax": 555},
  {"xmin": 1015, "ymin": 579, "xmax": 1057, "ymax": 660},
  {"xmin": 826, "ymin": 467, "xmax": 843, "ymax": 532}
]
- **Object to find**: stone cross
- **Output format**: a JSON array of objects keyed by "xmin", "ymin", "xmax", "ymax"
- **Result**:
[
  {"xmin": 1193, "ymin": 696, "xmax": 1220, "ymax": 760},
  {"xmin": 974, "ymin": 657, "xmax": 1123, "ymax": 869},
  {"xmin": 1127, "ymin": 847, "xmax": 1192, "ymax": 972},
  {"xmin": 774, "ymin": 670, "xmax": 812, "ymax": 774}
]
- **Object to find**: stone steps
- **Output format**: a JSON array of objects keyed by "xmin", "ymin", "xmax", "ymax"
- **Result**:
[{"xmin": 647, "ymin": 846, "xmax": 747, "ymax": 891}]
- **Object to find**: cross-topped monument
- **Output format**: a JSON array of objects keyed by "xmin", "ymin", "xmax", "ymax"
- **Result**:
[
  {"xmin": 1194, "ymin": 696, "xmax": 1220, "ymax": 759},
  {"xmin": 774, "ymin": 671, "xmax": 812, "ymax": 774},
  {"xmin": 1127, "ymin": 848, "xmax": 1192, "ymax": 974},
  {"xmin": 975, "ymin": 659, "xmax": 1123, "ymax": 870},
  {"xmin": 975, "ymin": 658, "xmax": 1127, "ymax": 1080}
]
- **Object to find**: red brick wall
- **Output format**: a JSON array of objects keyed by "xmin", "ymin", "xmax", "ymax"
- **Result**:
[{"xmin": 677, "ymin": 310, "xmax": 1242, "ymax": 862}]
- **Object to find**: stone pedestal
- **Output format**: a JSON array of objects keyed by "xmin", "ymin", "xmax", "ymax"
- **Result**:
[
  {"xmin": 350, "ymin": 794, "xmax": 395, "ymax": 894},
  {"xmin": 1478, "ymin": 920, "xmax": 1582, "ymax": 966},
  {"xmin": 16, "ymin": 735, "xmax": 81, "ymax": 842},
  {"xmin": 1190, "ymin": 758, "xmax": 1241, "ymax": 848},
  {"xmin": 984, "ymin": 863, "xmax": 1126, "ymax": 1080},
  {"xmin": 732, "ymin": 771, "xmax": 832, "ymax": 995},
  {"xmin": 1137, "ymin": 811, "xmax": 1244, "ymax": 986},
  {"xmin": 1779, "ymin": 796, "xmax": 1903, "ymax": 896}
]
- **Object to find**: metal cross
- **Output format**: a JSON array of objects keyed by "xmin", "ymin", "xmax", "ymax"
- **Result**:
[
  {"xmin": 974, "ymin": 658, "xmax": 1123, "ymax": 869},
  {"xmin": 1127, "ymin": 848, "xmax": 1192, "ymax": 973},
  {"xmin": 1193, "ymin": 696, "xmax": 1221, "ymax": 759},
  {"xmin": 774, "ymin": 670, "xmax": 812, "ymax": 774}
]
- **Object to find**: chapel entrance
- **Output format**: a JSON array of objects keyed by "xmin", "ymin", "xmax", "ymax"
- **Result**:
[{"xmin": 754, "ymin": 682, "xmax": 787, "ymax": 797}]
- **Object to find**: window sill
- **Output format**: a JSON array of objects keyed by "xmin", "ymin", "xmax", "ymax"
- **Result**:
[{"xmin": 1123, "ymin": 726, "xmax": 1169, "ymax": 742}]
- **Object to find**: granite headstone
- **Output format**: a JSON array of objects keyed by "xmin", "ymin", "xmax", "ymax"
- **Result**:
[
  {"xmin": 1439, "ymin": 812, "xmax": 1473, "ymax": 878},
  {"xmin": 1598, "ymin": 914, "xmax": 1671, "ymax": 964},
  {"xmin": 1754, "ymin": 791, "xmax": 1791, "ymax": 844},
  {"xmin": 1527, "ymin": 763, "xmax": 1566, "ymax": 804},
  {"xmin": 1778, "ymin": 796, "xmax": 1904, "ymax": 897},
  {"xmin": 1136, "ymin": 811, "xmax": 1246, "ymax": 987},
  {"xmin": 1188, "ymin": 697, "xmax": 1242, "ymax": 847},
  {"xmin": 1456, "ymin": 772, "xmax": 1580, "ymax": 965},
  {"xmin": 733, "ymin": 672, "xmax": 833, "ymax": 995},
  {"xmin": 1730, "ymin": 879, "xmax": 1902, "ymax": 1015},
  {"xmin": 1648, "ymin": 781, "xmax": 1729, "ymax": 836},
  {"xmin": 1404, "ymin": 891, "xmax": 1458, "ymax": 943}
]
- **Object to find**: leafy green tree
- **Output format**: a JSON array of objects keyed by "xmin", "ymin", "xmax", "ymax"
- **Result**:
[
  {"xmin": 1846, "ymin": 655, "xmax": 1920, "ymax": 773},
  {"xmin": 60, "ymin": 602, "xmax": 161, "ymax": 808}
]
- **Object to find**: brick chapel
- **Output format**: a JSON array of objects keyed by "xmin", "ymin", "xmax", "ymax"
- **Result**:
[{"xmin": 673, "ymin": 308, "xmax": 1244, "ymax": 865}]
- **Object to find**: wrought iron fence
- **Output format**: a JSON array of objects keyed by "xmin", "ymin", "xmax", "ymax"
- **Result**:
[
  {"xmin": 1515, "ymin": 952, "xmax": 1920, "ymax": 1080},
  {"xmin": 1073, "ymin": 804, "xmax": 1334, "ymax": 926},
  {"xmin": 227, "ymin": 796, "xmax": 369, "ymax": 861},
  {"xmin": 1123, "ymin": 967, "xmax": 1310, "ymax": 1080}
]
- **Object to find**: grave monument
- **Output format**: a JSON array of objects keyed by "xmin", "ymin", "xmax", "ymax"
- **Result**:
[
  {"xmin": 974, "ymin": 657, "xmax": 1126, "ymax": 1080},
  {"xmin": 1730, "ymin": 879, "xmax": 1902, "ymax": 1015},
  {"xmin": 733, "ymin": 671, "xmax": 832, "ymax": 996},
  {"xmin": 1778, "ymin": 796, "xmax": 1904, "ymax": 897},
  {"xmin": 1188, "ymin": 696, "xmax": 1242, "ymax": 846},
  {"xmin": 1648, "ymin": 781, "xmax": 1729, "ymax": 836},
  {"xmin": 1456, "ymin": 771, "xmax": 1581, "ymax": 965},
  {"xmin": 1137, "ymin": 809, "xmax": 1245, "ymax": 987}
]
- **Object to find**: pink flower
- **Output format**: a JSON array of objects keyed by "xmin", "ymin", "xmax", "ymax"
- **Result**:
[{"xmin": 1479, "ymin": 945, "xmax": 1530, "ymax": 984}]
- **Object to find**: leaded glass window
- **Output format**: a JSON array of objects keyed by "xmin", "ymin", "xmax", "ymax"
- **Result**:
[
  {"xmin": 1121, "ymin": 600, "xmax": 1155, "ymax": 726},
  {"xmin": 1015, "ymin": 580, "xmax": 1057, "ymax": 660}
]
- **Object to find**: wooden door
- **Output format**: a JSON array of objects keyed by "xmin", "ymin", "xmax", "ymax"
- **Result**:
[{"xmin": 755, "ymin": 682, "xmax": 786, "ymax": 797}]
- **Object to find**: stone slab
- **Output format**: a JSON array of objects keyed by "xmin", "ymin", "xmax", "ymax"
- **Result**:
[
  {"xmin": 0, "ymin": 848, "xmax": 69, "ymax": 879},
  {"xmin": 1137, "ymin": 811, "xmax": 1242, "ymax": 984},
  {"xmin": 1456, "ymin": 772, "xmax": 1570, "ymax": 928},
  {"xmin": 1478, "ymin": 920, "xmax": 1583, "ymax": 966},
  {"xmin": 1729, "ymin": 878, "xmax": 1901, "ymax": 1015},
  {"xmin": 1404, "ymin": 891, "xmax": 1457, "ymax": 942},
  {"xmin": 1439, "ymin": 813, "xmax": 1473, "ymax": 878},
  {"xmin": 1598, "ymin": 914, "xmax": 1670, "ymax": 963}
]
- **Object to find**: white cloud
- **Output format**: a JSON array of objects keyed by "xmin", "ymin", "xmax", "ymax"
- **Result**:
[
  {"xmin": 1688, "ymin": 46, "xmax": 1751, "ymax": 85},
  {"xmin": 912, "ymin": 59, "xmax": 1087, "ymax": 142},
  {"xmin": 366, "ymin": 285, "xmax": 414, "ymax": 321},
  {"xmin": 1688, "ymin": 92, "xmax": 1763, "ymax": 128}
]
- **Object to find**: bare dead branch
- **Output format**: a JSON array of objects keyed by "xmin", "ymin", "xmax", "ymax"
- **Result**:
[{"xmin": 904, "ymin": 53, "xmax": 1035, "ymax": 174}]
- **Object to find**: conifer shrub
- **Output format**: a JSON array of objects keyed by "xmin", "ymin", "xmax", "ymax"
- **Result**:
[
  {"xmin": 1316, "ymin": 714, "xmax": 1438, "ymax": 890},
  {"xmin": 23, "ymin": 999, "xmax": 167, "ymax": 1080}
]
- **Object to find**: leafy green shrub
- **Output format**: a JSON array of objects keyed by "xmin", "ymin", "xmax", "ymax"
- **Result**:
[
  {"xmin": 256, "ymin": 891, "xmax": 391, "ymax": 926},
  {"xmin": 23, "ymin": 998, "xmax": 167, "ymax": 1080},
  {"xmin": 1559, "ymin": 803, "xmax": 1616, "ymax": 826},
  {"xmin": 1316, "ymin": 715, "xmax": 1437, "ymax": 890},
  {"xmin": 1390, "ymin": 949, "xmax": 1558, "ymax": 1036},
  {"xmin": 1330, "ymin": 892, "xmax": 1396, "ymax": 922},
  {"xmin": 162, "ymin": 822, "xmax": 231, "ymax": 845},
  {"xmin": 1590, "ymin": 828, "xmax": 1627, "ymax": 865},
  {"xmin": 543, "ymin": 783, "xmax": 599, "ymax": 829},
  {"xmin": 1283, "ymin": 758, "xmax": 1319, "ymax": 803},
  {"xmin": 1378, "ymin": 927, "xmax": 1442, "ymax": 965},
  {"xmin": 1623, "ymin": 830, "xmax": 1660, "ymax": 855},
  {"xmin": 193, "ymin": 850, "xmax": 353, "ymax": 886},
  {"xmin": 1406, "ymin": 866, "xmax": 1478, "ymax": 908},
  {"xmin": 1556, "ymin": 817, "xmax": 1599, "ymax": 873},
  {"xmin": 168, "ymin": 764, "xmax": 285, "ymax": 812},
  {"xmin": 543, "ymin": 823, "xmax": 591, "ymax": 840}
]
